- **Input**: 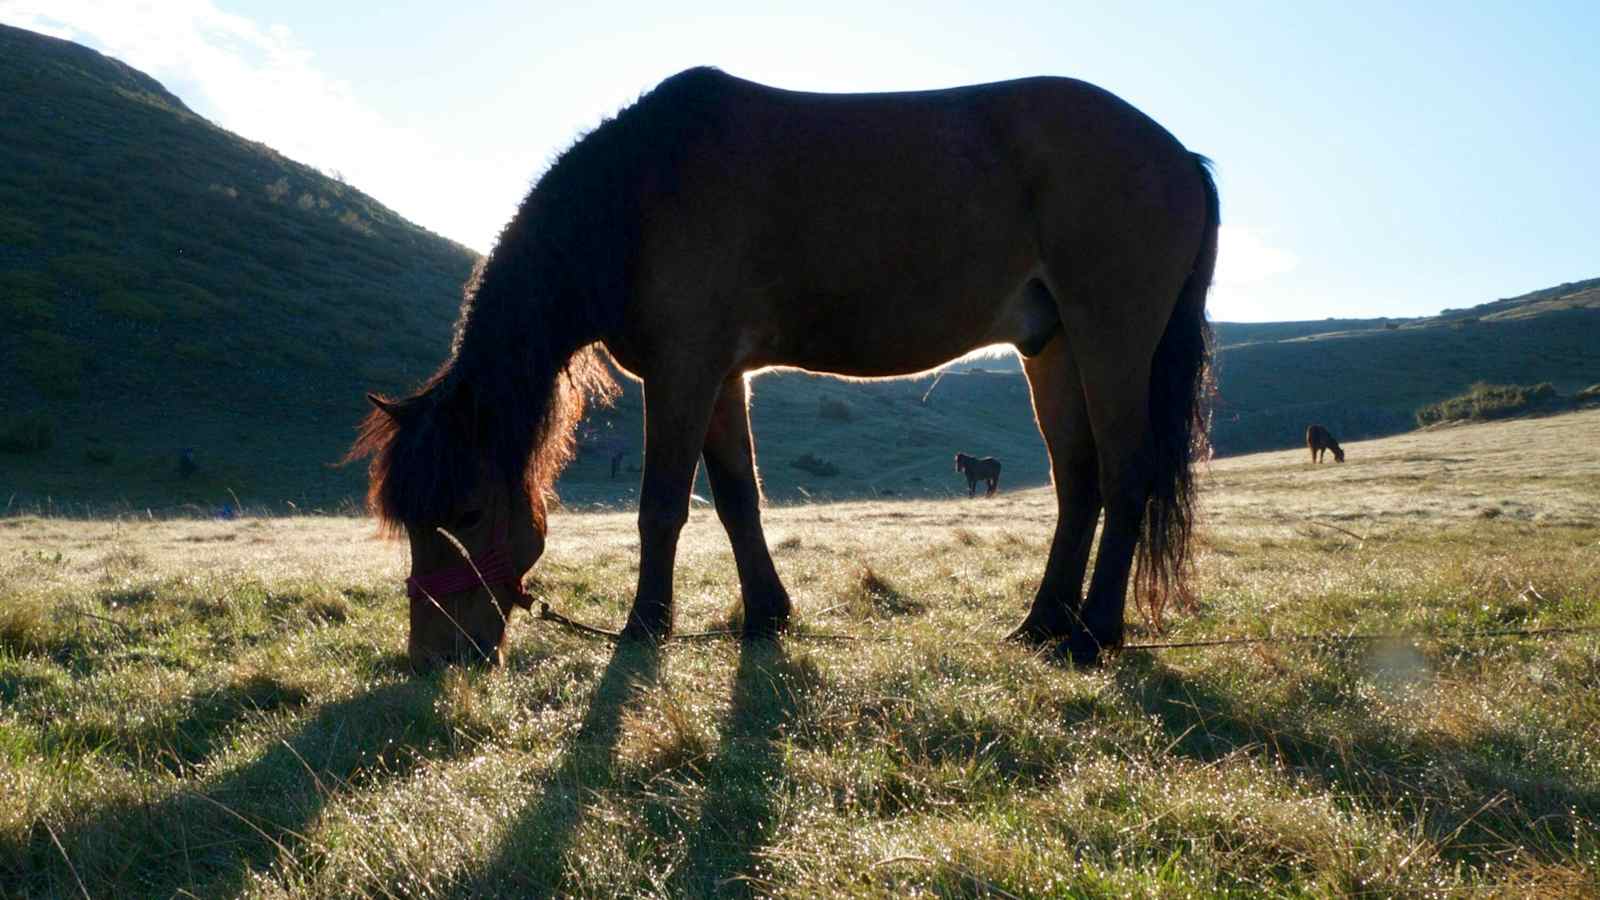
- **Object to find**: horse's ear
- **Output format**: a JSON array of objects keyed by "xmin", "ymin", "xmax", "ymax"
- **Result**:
[{"xmin": 368, "ymin": 393, "xmax": 403, "ymax": 418}]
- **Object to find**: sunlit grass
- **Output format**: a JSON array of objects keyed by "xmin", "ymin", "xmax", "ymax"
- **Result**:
[{"xmin": 3, "ymin": 411, "xmax": 1599, "ymax": 896}]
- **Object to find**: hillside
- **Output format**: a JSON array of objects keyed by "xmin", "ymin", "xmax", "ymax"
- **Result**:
[
  {"xmin": 1210, "ymin": 278, "xmax": 1600, "ymax": 454},
  {"xmin": 555, "ymin": 368, "xmax": 1046, "ymax": 508},
  {"xmin": 4, "ymin": 410, "xmax": 1597, "ymax": 896},
  {"xmin": 2, "ymin": 23, "xmax": 1595, "ymax": 512},
  {"xmin": 562, "ymin": 273, "xmax": 1600, "ymax": 504},
  {"xmin": 0, "ymin": 25, "xmax": 476, "ymax": 509}
]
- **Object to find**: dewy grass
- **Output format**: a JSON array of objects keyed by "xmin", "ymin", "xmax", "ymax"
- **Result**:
[{"xmin": 2, "ymin": 411, "xmax": 1599, "ymax": 897}]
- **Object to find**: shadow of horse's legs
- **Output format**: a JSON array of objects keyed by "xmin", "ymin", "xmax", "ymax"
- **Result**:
[
  {"xmin": 466, "ymin": 642, "xmax": 661, "ymax": 895},
  {"xmin": 670, "ymin": 638, "xmax": 799, "ymax": 897}
]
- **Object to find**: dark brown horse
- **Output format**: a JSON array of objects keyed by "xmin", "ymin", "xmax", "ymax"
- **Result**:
[
  {"xmin": 348, "ymin": 67, "xmax": 1218, "ymax": 668},
  {"xmin": 1306, "ymin": 424, "xmax": 1344, "ymax": 463},
  {"xmin": 955, "ymin": 452, "xmax": 1002, "ymax": 497}
]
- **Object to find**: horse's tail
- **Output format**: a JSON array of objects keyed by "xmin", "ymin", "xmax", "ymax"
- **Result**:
[{"xmin": 1135, "ymin": 154, "xmax": 1218, "ymax": 628}]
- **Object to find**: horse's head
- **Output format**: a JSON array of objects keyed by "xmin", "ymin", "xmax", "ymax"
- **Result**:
[
  {"xmin": 399, "ymin": 474, "xmax": 545, "ymax": 669},
  {"xmin": 354, "ymin": 389, "xmax": 548, "ymax": 670},
  {"xmin": 1332, "ymin": 446, "xmax": 1345, "ymax": 463},
  {"xmin": 954, "ymin": 452, "xmax": 969, "ymax": 472}
]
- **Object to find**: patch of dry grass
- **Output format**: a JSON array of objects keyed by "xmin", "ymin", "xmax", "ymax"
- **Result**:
[{"xmin": 2, "ymin": 411, "xmax": 1599, "ymax": 896}]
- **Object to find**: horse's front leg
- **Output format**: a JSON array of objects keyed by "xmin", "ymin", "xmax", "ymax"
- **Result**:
[
  {"xmin": 702, "ymin": 375, "xmax": 791, "ymax": 636},
  {"xmin": 622, "ymin": 376, "xmax": 721, "ymax": 641}
]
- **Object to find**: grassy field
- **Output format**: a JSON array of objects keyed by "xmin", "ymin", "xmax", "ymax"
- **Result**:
[{"xmin": 3, "ymin": 409, "xmax": 1598, "ymax": 896}]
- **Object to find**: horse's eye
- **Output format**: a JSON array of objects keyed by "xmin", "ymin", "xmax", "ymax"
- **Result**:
[{"xmin": 455, "ymin": 510, "xmax": 484, "ymax": 530}]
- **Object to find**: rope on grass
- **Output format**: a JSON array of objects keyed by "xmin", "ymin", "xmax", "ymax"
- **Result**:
[
  {"xmin": 1122, "ymin": 623, "xmax": 1600, "ymax": 651},
  {"xmin": 535, "ymin": 601, "xmax": 859, "ymax": 643},
  {"xmin": 533, "ymin": 599, "xmax": 1600, "ymax": 651}
]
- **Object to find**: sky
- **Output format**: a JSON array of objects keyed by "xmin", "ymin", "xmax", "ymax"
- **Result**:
[{"xmin": 3, "ymin": 0, "xmax": 1597, "ymax": 322}]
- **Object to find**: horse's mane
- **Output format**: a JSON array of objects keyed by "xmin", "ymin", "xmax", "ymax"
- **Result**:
[{"xmin": 346, "ymin": 68, "xmax": 734, "ymax": 529}]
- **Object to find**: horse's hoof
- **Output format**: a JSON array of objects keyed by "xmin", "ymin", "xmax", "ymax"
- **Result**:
[
  {"xmin": 1066, "ymin": 630, "xmax": 1117, "ymax": 667},
  {"xmin": 742, "ymin": 612, "xmax": 790, "ymax": 640},
  {"xmin": 1005, "ymin": 611, "xmax": 1074, "ymax": 646}
]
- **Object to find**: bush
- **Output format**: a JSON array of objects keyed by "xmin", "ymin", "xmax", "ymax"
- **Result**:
[
  {"xmin": 0, "ymin": 413, "xmax": 55, "ymax": 453},
  {"xmin": 1415, "ymin": 382, "xmax": 1559, "ymax": 426},
  {"xmin": 818, "ymin": 397, "xmax": 853, "ymax": 422},
  {"xmin": 790, "ymin": 452, "xmax": 840, "ymax": 477}
]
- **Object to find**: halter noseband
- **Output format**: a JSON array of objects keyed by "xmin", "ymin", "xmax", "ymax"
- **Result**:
[{"xmin": 404, "ymin": 521, "xmax": 534, "ymax": 610}]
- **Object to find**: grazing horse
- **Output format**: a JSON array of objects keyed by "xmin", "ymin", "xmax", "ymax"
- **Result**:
[
  {"xmin": 955, "ymin": 452, "xmax": 1003, "ymax": 497},
  {"xmin": 348, "ymin": 67, "xmax": 1218, "ymax": 668},
  {"xmin": 1306, "ymin": 424, "xmax": 1344, "ymax": 463}
]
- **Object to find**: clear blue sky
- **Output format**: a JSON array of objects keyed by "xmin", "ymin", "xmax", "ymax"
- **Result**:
[{"xmin": 6, "ymin": 1, "xmax": 1597, "ymax": 321}]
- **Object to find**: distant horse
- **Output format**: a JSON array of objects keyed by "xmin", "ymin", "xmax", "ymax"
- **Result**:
[
  {"xmin": 348, "ymin": 67, "xmax": 1218, "ymax": 668},
  {"xmin": 1306, "ymin": 424, "xmax": 1345, "ymax": 463},
  {"xmin": 955, "ymin": 452, "xmax": 1002, "ymax": 497}
]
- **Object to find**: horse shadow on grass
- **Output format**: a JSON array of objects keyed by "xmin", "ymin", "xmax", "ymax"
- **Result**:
[
  {"xmin": 667, "ymin": 639, "xmax": 801, "ymax": 897},
  {"xmin": 4, "ymin": 655, "xmax": 452, "ymax": 898},
  {"xmin": 1113, "ymin": 652, "xmax": 1600, "ymax": 870},
  {"xmin": 465, "ymin": 639, "xmax": 802, "ymax": 897},
  {"xmin": 463, "ymin": 640, "xmax": 662, "ymax": 895}
]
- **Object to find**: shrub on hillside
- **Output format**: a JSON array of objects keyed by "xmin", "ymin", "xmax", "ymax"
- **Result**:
[
  {"xmin": 0, "ymin": 413, "xmax": 55, "ymax": 454},
  {"xmin": 790, "ymin": 452, "xmax": 840, "ymax": 477},
  {"xmin": 1577, "ymin": 384, "xmax": 1600, "ymax": 403},
  {"xmin": 1415, "ymin": 382, "xmax": 1559, "ymax": 426},
  {"xmin": 818, "ymin": 397, "xmax": 854, "ymax": 422}
]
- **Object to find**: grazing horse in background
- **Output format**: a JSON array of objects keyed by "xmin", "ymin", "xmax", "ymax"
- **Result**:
[
  {"xmin": 1306, "ymin": 424, "xmax": 1345, "ymax": 463},
  {"xmin": 348, "ymin": 67, "xmax": 1218, "ymax": 669},
  {"xmin": 955, "ymin": 452, "xmax": 1003, "ymax": 497}
]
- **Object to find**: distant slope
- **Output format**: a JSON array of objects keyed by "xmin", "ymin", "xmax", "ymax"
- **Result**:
[
  {"xmin": 555, "ymin": 369, "xmax": 1047, "ymax": 507},
  {"xmin": 1210, "ymin": 279, "xmax": 1600, "ymax": 454},
  {"xmin": 0, "ymin": 25, "xmax": 476, "ymax": 509}
]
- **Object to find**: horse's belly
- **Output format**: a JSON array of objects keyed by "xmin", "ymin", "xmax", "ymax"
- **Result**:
[{"xmin": 759, "ymin": 277, "xmax": 1058, "ymax": 378}]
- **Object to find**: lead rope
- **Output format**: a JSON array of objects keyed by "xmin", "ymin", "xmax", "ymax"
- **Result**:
[{"xmin": 529, "ymin": 601, "xmax": 1600, "ymax": 651}]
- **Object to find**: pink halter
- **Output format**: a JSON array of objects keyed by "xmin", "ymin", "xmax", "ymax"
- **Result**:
[{"xmin": 405, "ymin": 521, "xmax": 533, "ymax": 609}]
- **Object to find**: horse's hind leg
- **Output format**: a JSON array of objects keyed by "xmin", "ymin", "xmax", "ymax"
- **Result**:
[
  {"xmin": 702, "ymin": 375, "xmax": 791, "ymax": 636},
  {"xmin": 1008, "ymin": 334, "xmax": 1100, "ymax": 644},
  {"xmin": 1059, "ymin": 289, "xmax": 1184, "ymax": 665}
]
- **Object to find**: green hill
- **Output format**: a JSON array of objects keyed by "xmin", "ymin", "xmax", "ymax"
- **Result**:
[
  {"xmin": 3, "ymin": 24, "xmax": 1595, "ymax": 512},
  {"xmin": 0, "ymin": 25, "xmax": 476, "ymax": 511},
  {"xmin": 1210, "ymin": 279, "xmax": 1600, "ymax": 455}
]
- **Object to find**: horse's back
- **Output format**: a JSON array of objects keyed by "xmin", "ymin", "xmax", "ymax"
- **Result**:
[{"xmin": 619, "ymin": 68, "xmax": 1210, "ymax": 379}]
